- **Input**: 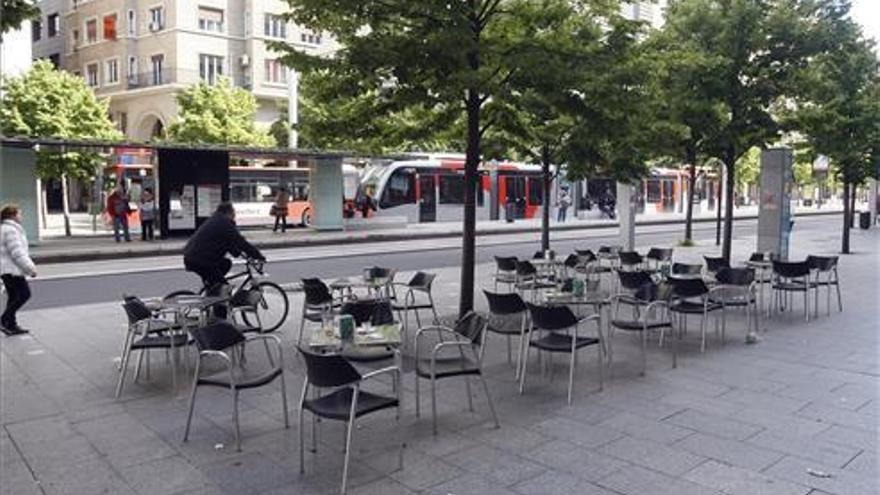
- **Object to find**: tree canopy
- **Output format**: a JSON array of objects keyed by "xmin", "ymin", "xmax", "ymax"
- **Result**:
[
  {"xmin": 0, "ymin": 60, "xmax": 122, "ymax": 179},
  {"xmin": 166, "ymin": 78, "xmax": 274, "ymax": 146},
  {"xmin": 1, "ymin": 0, "xmax": 38, "ymax": 38}
]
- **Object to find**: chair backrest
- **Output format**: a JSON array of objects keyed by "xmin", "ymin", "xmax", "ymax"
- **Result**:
[
  {"xmin": 619, "ymin": 251, "xmax": 643, "ymax": 266},
  {"xmin": 806, "ymin": 255, "xmax": 838, "ymax": 272},
  {"xmin": 366, "ymin": 266, "xmax": 392, "ymax": 280},
  {"xmin": 340, "ymin": 299, "xmax": 394, "ymax": 326},
  {"xmin": 408, "ymin": 271, "xmax": 436, "ymax": 290},
  {"xmin": 297, "ymin": 346, "xmax": 362, "ymax": 388},
  {"xmin": 516, "ymin": 260, "xmax": 537, "ymax": 276},
  {"xmin": 122, "ymin": 296, "xmax": 152, "ymax": 325},
  {"xmin": 629, "ymin": 280, "xmax": 673, "ymax": 303},
  {"xmin": 617, "ymin": 270, "xmax": 654, "ymax": 291},
  {"xmin": 533, "ymin": 251, "xmax": 545, "ymax": 260},
  {"xmin": 704, "ymin": 256, "xmax": 730, "ymax": 272},
  {"xmin": 772, "ymin": 260, "xmax": 810, "ymax": 278},
  {"xmin": 454, "ymin": 311, "xmax": 488, "ymax": 344},
  {"xmin": 301, "ymin": 278, "xmax": 332, "ymax": 305},
  {"xmin": 483, "ymin": 290, "xmax": 527, "ymax": 315},
  {"xmin": 190, "ymin": 321, "xmax": 245, "ymax": 352},
  {"xmin": 715, "ymin": 267, "xmax": 755, "ymax": 286},
  {"xmin": 563, "ymin": 253, "xmax": 580, "ymax": 269},
  {"xmin": 672, "ymin": 263, "xmax": 702, "ymax": 275},
  {"xmin": 494, "ymin": 256, "xmax": 518, "ymax": 272},
  {"xmin": 646, "ymin": 247, "xmax": 673, "ymax": 262},
  {"xmin": 575, "ymin": 249, "xmax": 596, "ymax": 262},
  {"xmin": 748, "ymin": 252, "xmax": 765, "ymax": 262},
  {"xmin": 670, "ymin": 277, "xmax": 709, "ymax": 298},
  {"xmin": 526, "ymin": 303, "xmax": 579, "ymax": 331},
  {"xmin": 598, "ymin": 245, "xmax": 622, "ymax": 255}
]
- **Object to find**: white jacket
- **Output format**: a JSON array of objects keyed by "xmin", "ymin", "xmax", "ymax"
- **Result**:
[{"xmin": 0, "ymin": 220, "xmax": 36, "ymax": 277}]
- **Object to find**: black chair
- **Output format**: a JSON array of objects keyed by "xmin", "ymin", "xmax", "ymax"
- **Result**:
[
  {"xmin": 616, "ymin": 270, "xmax": 655, "ymax": 294},
  {"xmin": 576, "ymin": 249, "xmax": 607, "ymax": 285},
  {"xmin": 116, "ymin": 296, "xmax": 188, "ymax": 398},
  {"xmin": 704, "ymin": 256, "xmax": 730, "ymax": 277},
  {"xmin": 668, "ymin": 278, "xmax": 724, "ymax": 353},
  {"xmin": 414, "ymin": 312, "xmax": 499, "ymax": 435},
  {"xmin": 364, "ymin": 266, "xmax": 397, "ymax": 300},
  {"xmin": 183, "ymin": 322, "xmax": 288, "ymax": 452},
  {"xmin": 483, "ymin": 290, "xmax": 531, "ymax": 376},
  {"xmin": 522, "ymin": 303, "xmax": 604, "ymax": 404},
  {"xmin": 298, "ymin": 278, "xmax": 338, "ymax": 344},
  {"xmin": 493, "ymin": 256, "xmax": 519, "ymax": 292},
  {"xmin": 609, "ymin": 281, "xmax": 675, "ymax": 374},
  {"xmin": 771, "ymin": 260, "xmax": 811, "ymax": 320},
  {"xmin": 806, "ymin": 255, "xmax": 842, "ymax": 317},
  {"xmin": 297, "ymin": 347, "xmax": 402, "ymax": 494},
  {"xmin": 339, "ymin": 299, "xmax": 397, "ymax": 362},
  {"xmin": 646, "ymin": 247, "xmax": 674, "ymax": 272},
  {"xmin": 618, "ymin": 251, "xmax": 644, "ymax": 271},
  {"xmin": 515, "ymin": 260, "xmax": 556, "ymax": 301},
  {"xmin": 672, "ymin": 262, "xmax": 703, "ymax": 275},
  {"xmin": 392, "ymin": 271, "xmax": 439, "ymax": 332},
  {"xmin": 712, "ymin": 267, "xmax": 758, "ymax": 338}
]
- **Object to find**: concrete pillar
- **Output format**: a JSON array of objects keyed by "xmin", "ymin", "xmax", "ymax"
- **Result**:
[
  {"xmin": 0, "ymin": 147, "xmax": 40, "ymax": 243},
  {"xmin": 308, "ymin": 157, "xmax": 344, "ymax": 231},
  {"xmin": 869, "ymin": 178, "xmax": 877, "ymax": 227},
  {"xmin": 757, "ymin": 148, "xmax": 794, "ymax": 260},
  {"xmin": 617, "ymin": 181, "xmax": 635, "ymax": 251}
]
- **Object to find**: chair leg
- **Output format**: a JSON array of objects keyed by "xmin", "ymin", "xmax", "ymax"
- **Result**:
[
  {"xmin": 477, "ymin": 372, "xmax": 500, "ymax": 429},
  {"xmin": 298, "ymin": 381, "xmax": 308, "ymax": 475},
  {"xmin": 341, "ymin": 391, "xmax": 359, "ymax": 495},
  {"xmin": 414, "ymin": 373, "xmax": 421, "ymax": 418},
  {"xmin": 183, "ymin": 358, "xmax": 201, "ymax": 442},
  {"xmin": 519, "ymin": 343, "xmax": 530, "ymax": 395},
  {"xmin": 115, "ymin": 345, "xmax": 134, "ymax": 399},
  {"xmin": 640, "ymin": 329, "xmax": 647, "ymax": 376},
  {"xmin": 232, "ymin": 388, "xmax": 241, "ymax": 452},
  {"xmin": 567, "ymin": 352, "xmax": 576, "ymax": 405},
  {"xmin": 506, "ymin": 335, "xmax": 512, "ymax": 365},
  {"xmin": 431, "ymin": 373, "xmax": 438, "ymax": 436},
  {"xmin": 835, "ymin": 278, "xmax": 842, "ymax": 312},
  {"xmin": 597, "ymin": 342, "xmax": 604, "ymax": 391},
  {"xmin": 298, "ymin": 304, "xmax": 307, "ymax": 345},
  {"xmin": 700, "ymin": 313, "xmax": 707, "ymax": 354},
  {"xmin": 280, "ymin": 371, "xmax": 290, "ymax": 429}
]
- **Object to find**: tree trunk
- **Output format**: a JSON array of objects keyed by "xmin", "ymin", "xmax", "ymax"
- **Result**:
[
  {"xmin": 458, "ymin": 89, "xmax": 481, "ymax": 318},
  {"xmin": 841, "ymin": 180, "xmax": 851, "ymax": 254},
  {"xmin": 61, "ymin": 174, "xmax": 72, "ymax": 237},
  {"xmin": 722, "ymin": 152, "xmax": 736, "ymax": 262},
  {"xmin": 541, "ymin": 146, "xmax": 551, "ymax": 252},
  {"xmin": 849, "ymin": 182, "xmax": 857, "ymax": 228},
  {"xmin": 715, "ymin": 165, "xmax": 723, "ymax": 246},
  {"xmin": 684, "ymin": 146, "xmax": 697, "ymax": 242}
]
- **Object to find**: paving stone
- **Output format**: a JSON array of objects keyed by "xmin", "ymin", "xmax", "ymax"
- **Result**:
[
  {"xmin": 600, "ymin": 411, "xmax": 696, "ymax": 444},
  {"xmin": 531, "ymin": 416, "xmax": 622, "ymax": 449},
  {"xmin": 597, "ymin": 464, "xmax": 723, "ymax": 495},
  {"xmin": 364, "ymin": 448, "xmax": 462, "ymax": 491},
  {"xmin": 119, "ymin": 455, "xmax": 211, "ymax": 495},
  {"xmin": 842, "ymin": 450, "xmax": 878, "ymax": 478},
  {"xmin": 664, "ymin": 409, "xmax": 764, "ymax": 440},
  {"xmin": 425, "ymin": 473, "xmax": 521, "ymax": 495},
  {"xmin": 729, "ymin": 407, "xmax": 829, "ymax": 438},
  {"xmin": 443, "ymin": 444, "xmax": 546, "ymax": 487},
  {"xmin": 746, "ymin": 431, "xmax": 862, "ymax": 468},
  {"xmin": 75, "ymin": 412, "xmax": 178, "ymax": 468},
  {"xmin": 522, "ymin": 439, "xmax": 629, "ymax": 482},
  {"xmin": 35, "ymin": 457, "xmax": 137, "ymax": 495},
  {"xmin": 0, "ymin": 459, "xmax": 43, "ymax": 495},
  {"xmin": 718, "ymin": 390, "xmax": 810, "ymax": 415},
  {"xmin": 763, "ymin": 455, "xmax": 878, "ymax": 495},
  {"xmin": 683, "ymin": 459, "xmax": 811, "ymax": 495},
  {"xmin": 675, "ymin": 432, "xmax": 784, "ymax": 471},
  {"xmin": 598, "ymin": 435, "xmax": 706, "ymax": 476},
  {"xmin": 199, "ymin": 452, "xmax": 299, "ymax": 495},
  {"xmin": 813, "ymin": 424, "xmax": 878, "ymax": 452},
  {"xmin": 511, "ymin": 470, "xmax": 616, "ymax": 495},
  {"xmin": 795, "ymin": 402, "xmax": 879, "ymax": 432}
]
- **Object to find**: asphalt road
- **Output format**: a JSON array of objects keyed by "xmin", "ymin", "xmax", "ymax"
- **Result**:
[{"xmin": 26, "ymin": 216, "xmax": 837, "ymax": 309}]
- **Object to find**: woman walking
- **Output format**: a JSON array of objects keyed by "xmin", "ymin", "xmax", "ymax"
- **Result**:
[
  {"xmin": 0, "ymin": 205, "xmax": 37, "ymax": 336},
  {"xmin": 272, "ymin": 187, "xmax": 289, "ymax": 233},
  {"xmin": 140, "ymin": 188, "xmax": 156, "ymax": 241}
]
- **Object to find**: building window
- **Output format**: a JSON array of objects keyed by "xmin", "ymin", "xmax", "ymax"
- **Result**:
[
  {"xmin": 263, "ymin": 14, "xmax": 286, "ymax": 38},
  {"xmin": 198, "ymin": 7, "xmax": 224, "ymax": 32},
  {"xmin": 199, "ymin": 54, "xmax": 224, "ymax": 85},
  {"xmin": 32, "ymin": 19, "xmax": 41, "ymax": 41},
  {"xmin": 127, "ymin": 56, "xmax": 138, "ymax": 83},
  {"xmin": 71, "ymin": 29, "xmax": 79, "ymax": 49},
  {"xmin": 127, "ymin": 10, "xmax": 136, "ymax": 36},
  {"xmin": 264, "ymin": 59, "xmax": 287, "ymax": 84},
  {"xmin": 103, "ymin": 14, "xmax": 118, "ymax": 40},
  {"xmin": 151, "ymin": 54, "xmax": 164, "ymax": 85},
  {"xmin": 105, "ymin": 58, "xmax": 119, "ymax": 85},
  {"xmin": 300, "ymin": 31, "xmax": 321, "ymax": 44},
  {"xmin": 85, "ymin": 18, "xmax": 98, "ymax": 43},
  {"xmin": 86, "ymin": 63, "xmax": 99, "ymax": 87},
  {"xmin": 48, "ymin": 14, "xmax": 60, "ymax": 37},
  {"xmin": 149, "ymin": 6, "xmax": 164, "ymax": 31},
  {"xmin": 48, "ymin": 53, "xmax": 61, "ymax": 68}
]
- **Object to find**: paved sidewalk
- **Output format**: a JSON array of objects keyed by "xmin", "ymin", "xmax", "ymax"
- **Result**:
[
  {"xmin": 1, "ymin": 227, "xmax": 877, "ymax": 495},
  {"xmin": 31, "ymin": 205, "xmax": 842, "ymax": 263}
]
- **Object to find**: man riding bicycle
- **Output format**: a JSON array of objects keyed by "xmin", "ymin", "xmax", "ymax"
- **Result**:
[{"xmin": 184, "ymin": 202, "xmax": 265, "ymax": 316}]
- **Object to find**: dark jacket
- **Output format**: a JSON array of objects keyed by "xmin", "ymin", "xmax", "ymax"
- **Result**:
[{"xmin": 183, "ymin": 213, "xmax": 264, "ymax": 264}]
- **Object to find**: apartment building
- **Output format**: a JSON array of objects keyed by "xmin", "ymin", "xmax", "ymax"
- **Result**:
[
  {"xmin": 622, "ymin": 0, "xmax": 666, "ymax": 28},
  {"xmin": 31, "ymin": 0, "xmax": 335, "ymax": 141}
]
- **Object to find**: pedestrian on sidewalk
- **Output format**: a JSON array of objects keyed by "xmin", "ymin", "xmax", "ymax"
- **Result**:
[
  {"xmin": 107, "ymin": 186, "xmax": 132, "ymax": 243},
  {"xmin": 0, "ymin": 205, "xmax": 37, "ymax": 336},
  {"xmin": 272, "ymin": 187, "xmax": 289, "ymax": 233},
  {"xmin": 140, "ymin": 188, "xmax": 156, "ymax": 241},
  {"xmin": 557, "ymin": 188, "xmax": 571, "ymax": 222}
]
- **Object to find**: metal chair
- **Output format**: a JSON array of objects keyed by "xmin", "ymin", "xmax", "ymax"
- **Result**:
[
  {"xmin": 392, "ymin": 271, "xmax": 439, "ymax": 333},
  {"xmin": 576, "ymin": 249, "xmax": 607, "ymax": 286},
  {"xmin": 609, "ymin": 281, "xmax": 675, "ymax": 374},
  {"xmin": 414, "ymin": 312, "xmax": 500, "ymax": 435},
  {"xmin": 771, "ymin": 260, "xmax": 811, "ymax": 321},
  {"xmin": 618, "ymin": 251, "xmax": 644, "ymax": 272},
  {"xmin": 116, "ymin": 296, "xmax": 188, "ymax": 398},
  {"xmin": 515, "ymin": 260, "xmax": 556, "ymax": 301},
  {"xmin": 672, "ymin": 262, "xmax": 703, "ymax": 275},
  {"xmin": 339, "ymin": 299, "xmax": 397, "ymax": 362},
  {"xmin": 645, "ymin": 247, "xmax": 673, "ymax": 272},
  {"xmin": 522, "ymin": 303, "xmax": 604, "ymax": 404},
  {"xmin": 712, "ymin": 267, "xmax": 758, "ymax": 338},
  {"xmin": 296, "ymin": 347, "xmax": 402, "ymax": 494},
  {"xmin": 183, "ymin": 322, "xmax": 288, "ymax": 452},
  {"xmin": 364, "ymin": 266, "xmax": 397, "ymax": 300},
  {"xmin": 493, "ymin": 256, "xmax": 519, "ymax": 292},
  {"xmin": 483, "ymin": 290, "xmax": 531, "ymax": 377},
  {"xmin": 298, "ymin": 278, "xmax": 338, "ymax": 344},
  {"xmin": 806, "ymin": 255, "xmax": 842, "ymax": 317},
  {"xmin": 704, "ymin": 256, "xmax": 730, "ymax": 278},
  {"xmin": 229, "ymin": 288, "xmax": 279, "ymax": 365},
  {"xmin": 667, "ymin": 278, "xmax": 725, "ymax": 353}
]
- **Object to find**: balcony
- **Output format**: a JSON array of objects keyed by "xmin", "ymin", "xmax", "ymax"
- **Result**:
[{"xmin": 123, "ymin": 69, "xmax": 248, "ymax": 91}]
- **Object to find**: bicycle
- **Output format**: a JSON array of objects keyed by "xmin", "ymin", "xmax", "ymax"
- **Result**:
[{"xmin": 167, "ymin": 257, "xmax": 290, "ymax": 332}]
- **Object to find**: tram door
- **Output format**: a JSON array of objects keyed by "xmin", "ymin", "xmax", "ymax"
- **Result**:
[
  {"xmin": 419, "ymin": 174, "xmax": 437, "ymax": 222},
  {"xmin": 504, "ymin": 176, "xmax": 527, "ymax": 219}
]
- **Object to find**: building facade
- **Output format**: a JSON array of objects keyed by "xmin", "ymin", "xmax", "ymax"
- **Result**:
[{"xmin": 31, "ymin": 0, "xmax": 335, "ymax": 141}]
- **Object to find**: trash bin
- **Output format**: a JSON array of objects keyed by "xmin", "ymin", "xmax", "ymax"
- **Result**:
[{"xmin": 859, "ymin": 211, "xmax": 871, "ymax": 229}]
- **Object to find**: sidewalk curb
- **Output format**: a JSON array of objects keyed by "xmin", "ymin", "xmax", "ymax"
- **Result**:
[{"xmin": 31, "ymin": 210, "xmax": 841, "ymax": 264}]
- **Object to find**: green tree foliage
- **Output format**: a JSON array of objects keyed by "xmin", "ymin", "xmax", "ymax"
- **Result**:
[
  {"xmin": 791, "ymin": 9, "xmax": 880, "ymax": 253},
  {"xmin": 1, "ymin": 0, "xmax": 38, "ymax": 38},
  {"xmin": 269, "ymin": 105, "xmax": 290, "ymax": 149},
  {"xmin": 166, "ymin": 79, "xmax": 274, "ymax": 146},
  {"xmin": 0, "ymin": 60, "xmax": 122, "ymax": 179}
]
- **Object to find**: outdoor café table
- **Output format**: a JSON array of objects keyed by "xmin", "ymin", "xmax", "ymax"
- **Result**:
[
  {"xmin": 744, "ymin": 259, "xmax": 772, "ymax": 317},
  {"xmin": 308, "ymin": 322, "xmax": 404, "ymax": 395},
  {"xmin": 531, "ymin": 257, "xmax": 564, "ymax": 278},
  {"xmin": 330, "ymin": 276, "xmax": 393, "ymax": 301},
  {"xmin": 542, "ymin": 289, "xmax": 612, "ymax": 363}
]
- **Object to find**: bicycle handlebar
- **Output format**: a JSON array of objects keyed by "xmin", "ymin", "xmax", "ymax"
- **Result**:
[{"xmin": 245, "ymin": 256, "xmax": 266, "ymax": 274}]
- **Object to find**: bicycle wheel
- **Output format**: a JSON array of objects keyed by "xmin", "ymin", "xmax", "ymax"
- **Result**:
[{"xmin": 242, "ymin": 281, "xmax": 290, "ymax": 332}]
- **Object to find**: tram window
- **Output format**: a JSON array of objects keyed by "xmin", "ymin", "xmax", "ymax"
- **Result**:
[
  {"xmin": 646, "ymin": 180, "xmax": 662, "ymax": 202},
  {"xmin": 439, "ymin": 175, "xmax": 464, "ymax": 204},
  {"xmin": 527, "ymin": 177, "xmax": 543, "ymax": 205},
  {"xmin": 381, "ymin": 169, "xmax": 416, "ymax": 207}
]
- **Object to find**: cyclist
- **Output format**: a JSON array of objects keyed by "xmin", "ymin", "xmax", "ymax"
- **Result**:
[{"xmin": 183, "ymin": 202, "xmax": 265, "ymax": 316}]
